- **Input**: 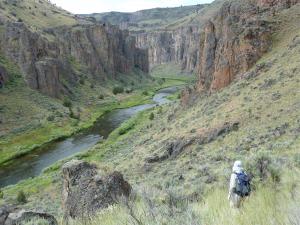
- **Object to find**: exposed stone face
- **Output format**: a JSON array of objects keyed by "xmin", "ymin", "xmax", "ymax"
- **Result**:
[
  {"xmin": 0, "ymin": 206, "xmax": 9, "ymax": 225},
  {"xmin": 197, "ymin": 1, "xmax": 273, "ymax": 91},
  {"xmin": 257, "ymin": 0, "xmax": 300, "ymax": 7},
  {"xmin": 134, "ymin": 26, "xmax": 200, "ymax": 73},
  {"xmin": 62, "ymin": 160, "xmax": 131, "ymax": 219},
  {"xmin": 0, "ymin": 206, "xmax": 57, "ymax": 225},
  {"xmin": 0, "ymin": 22, "xmax": 149, "ymax": 97},
  {"xmin": 4, "ymin": 210, "xmax": 58, "ymax": 225}
]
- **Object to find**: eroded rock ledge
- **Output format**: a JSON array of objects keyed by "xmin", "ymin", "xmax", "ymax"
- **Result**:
[{"xmin": 62, "ymin": 160, "xmax": 132, "ymax": 219}]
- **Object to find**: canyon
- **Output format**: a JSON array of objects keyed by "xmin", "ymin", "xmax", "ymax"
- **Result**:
[
  {"xmin": 0, "ymin": 1, "xmax": 149, "ymax": 97},
  {"xmin": 0, "ymin": 0, "xmax": 300, "ymax": 224}
]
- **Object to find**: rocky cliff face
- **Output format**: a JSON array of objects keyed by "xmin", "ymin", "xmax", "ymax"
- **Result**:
[
  {"xmin": 0, "ymin": 22, "xmax": 149, "ymax": 97},
  {"xmin": 258, "ymin": 0, "xmax": 299, "ymax": 7},
  {"xmin": 135, "ymin": 26, "xmax": 200, "ymax": 73},
  {"xmin": 62, "ymin": 160, "xmax": 131, "ymax": 219},
  {"xmin": 197, "ymin": 0, "xmax": 299, "ymax": 91}
]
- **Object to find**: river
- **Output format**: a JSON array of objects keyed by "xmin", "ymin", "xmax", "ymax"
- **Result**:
[{"xmin": 0, "ymin": 86, "xmax": 178, "ymax": 188}]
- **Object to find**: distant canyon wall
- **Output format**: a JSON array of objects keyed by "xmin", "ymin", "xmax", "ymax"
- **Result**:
[
  {"xmin": 134, "ymin": 26, "xmax": 201, "ymax": 73},
  {"xmin": 0, "ymin": 21, "xmax": 148, "ymax": 97}
]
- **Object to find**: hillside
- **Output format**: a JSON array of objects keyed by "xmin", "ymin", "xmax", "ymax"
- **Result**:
[
  {"xmin": 82, "ymin": 4, "xmax": 207, "ymax": 32},
  {"xmin": 0, "ymin": 0, "xmax": 78, "ymax": 29},
  {"xmin": 0, "ymin": 0, "xmax": 300, "ymax": 225}
]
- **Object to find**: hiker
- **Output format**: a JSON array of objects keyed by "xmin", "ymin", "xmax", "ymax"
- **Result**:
[{"xmin": 228, "ymin": 160, "xmax": 251, "ymax": 208}]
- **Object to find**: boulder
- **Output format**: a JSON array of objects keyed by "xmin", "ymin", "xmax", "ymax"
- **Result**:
[
  {"xmin": 0, "ymin": 206, "xmax": 57, "ymax": 225},
  {"xmin": 0, "ymin": 206, "xmax": 9, "ymax": 225},
  {"xmin": 62, "ymin": 160, "xmax": 131, "ymax": 219}
]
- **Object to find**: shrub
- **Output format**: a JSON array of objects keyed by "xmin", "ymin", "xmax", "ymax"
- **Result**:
[
  {"xmin": 79, "ymin": 78, "xmax": 85, "ymax": 85},
  {"xmin": 149, "ymin": 112, "xmax": 154, "ymax": 120},
  {"xmin": 90, "ymin": 84, "xmax": 94, "ymax": 89},
  {"xmin": 69, "ymin": 108, "xmax": 80, "ymax": 120},
  {"xmin": 63, "ymin": 98, "xmax": 72, "ymax": 108},
  {"xmin": 0, "ymin": 189, "xmax": 3, "ymax": 199},
  {"xmin": 17, "ymin": 191, "xmax": 27, "ymax": 204},
  {"xmin": 142, "ymin": 90, "xmax": 149, "ymax": 96},
  {"xmin": 125, "ymin": 88, "xmax": 133, "ymax": 94},
  {"xmin": 118, "ymin": 122, "xmax": 135, "ymax": 135},
  {"xmin": 47, "ymin": 115, "xmax": 55, "ymax": 122},
  {"xmin": 113, "ymin": 86, "xmax": 124, "ymax": 95},
  {"xmin": 99, "ymin": 94, "xmax": 104, "ymax": 100},
  {"xmin": 245, "ymin": 152, "xmax": 280, "ymax": 184}
]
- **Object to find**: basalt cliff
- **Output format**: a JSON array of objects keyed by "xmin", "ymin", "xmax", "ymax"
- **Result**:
[
  {"xmin": 0, "ymin": 1, "xmax": 149, "ymax": 97},
  {"xmin": 197, "ymin": 0, "xmax": 299, "ymax": 91},
  {"xmin": 85, "ymin": 2, "xmax": 223, "ymax": 73}
]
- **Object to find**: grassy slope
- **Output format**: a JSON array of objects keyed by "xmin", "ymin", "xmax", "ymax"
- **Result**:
[
  {"xmin": 85, "ymin": 5, "xmax": 205, "ymax": 31},
  {"xmin": 62, "ymin": 4, "xmax": 300, "ymax": 224},
  {"xmin": 84, "ymin": 0, "xmax": 224, "ymax": 32},
  {"xmin": 0, "ymin": 0, "xmax": 77, "ymax": 29}
]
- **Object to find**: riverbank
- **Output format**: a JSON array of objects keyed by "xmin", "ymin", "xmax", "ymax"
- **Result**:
[
  {"xmin": 0, "ymin": 76, "xmax": 186, "ymax": 168},
  {"xmin": 0, "ymin": 85, "xmax": 183, "ymax": 209}
]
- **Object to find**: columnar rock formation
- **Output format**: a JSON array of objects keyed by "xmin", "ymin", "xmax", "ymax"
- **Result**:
[
  {"xmin": 135, "ymin": 26, "xmax": 200, "ymax": 73},
  {"xmin": 0, "ymin": 22, "xmax": 149, "ymax": 97},
  {"xmin": 197, "ymin": 0, "xmax": 299, "ymax": 91}
]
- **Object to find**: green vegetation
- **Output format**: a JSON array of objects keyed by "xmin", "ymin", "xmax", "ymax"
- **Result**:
[
  {"xmin": 112, "ymin": 86, "xmax": 124, "ymax": 95},
  {"xmin": 17, "ymin": 190, "xmax": 27, "ymax": 204},
  {"xmin": 85, "ymin": 4, "xmax": 206, "ymax": 32},
  {"xmin": 149, "ymin": 112, "xmax": 154, "ymax": 120},
  {"xmin": 0, "ymin": 189, "xmax": 3, "ymax": 199},
  {"xmin": 0, "ymin": 0, "xmax": 77, "ymax": 30}
]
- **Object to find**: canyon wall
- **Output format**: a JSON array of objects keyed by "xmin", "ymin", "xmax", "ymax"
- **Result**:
[
  {"xmin": 134, "ymin": 26, "xmax": 200, "ymax": 73},
  {"xmin": 197, "ymin": 0, "xmax": 299, "ymax": 91},
  {"xmin": 0, "ymin": 22, "xmax": 149, "ymax": 97}
]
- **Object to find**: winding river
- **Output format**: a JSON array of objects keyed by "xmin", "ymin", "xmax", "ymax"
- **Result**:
[{"xmin": 0, "ymin": 86, "xmax": 178, "ymax": 188}]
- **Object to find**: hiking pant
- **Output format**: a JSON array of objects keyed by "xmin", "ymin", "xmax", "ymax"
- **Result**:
[{"xmin": 229, "ymin": 193, "xmax": 243, "ymax": 208}]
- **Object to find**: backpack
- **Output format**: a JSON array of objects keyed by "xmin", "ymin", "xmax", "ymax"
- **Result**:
[{"xmin": 234, "ymin": 172, "xmax": 251, "ymax": 197}]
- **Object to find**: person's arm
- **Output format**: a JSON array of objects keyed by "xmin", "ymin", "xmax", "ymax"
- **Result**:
[{"xmin": 228, "ymin": 173, "xmax": 236, "ymax": 200}]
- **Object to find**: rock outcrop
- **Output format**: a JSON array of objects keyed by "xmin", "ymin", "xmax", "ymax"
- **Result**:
[
  {"xmin": 0, "ymin": 21, "xmax": 149, "ymax": 97},
  {"xmin": 257, "ymin": 0, "xmax": 299, "ymax": 7},
  {"xmin": 0, "ymin": 206, "xmax": 57, "ymax": 225},
  {"xmin": 135, "ymin": 26, "xmax": 200, "ymax": 73},
  {"xmin": 197, "ymin": 0, "xmax": 299, "ymax": 91},
  {"xmin": 62, "ymin": 160, "xmax": 131, "ymax": 219},
  {"xmin": 197, "ymin": 1, "xmax": 272, "ymax": 91}
]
